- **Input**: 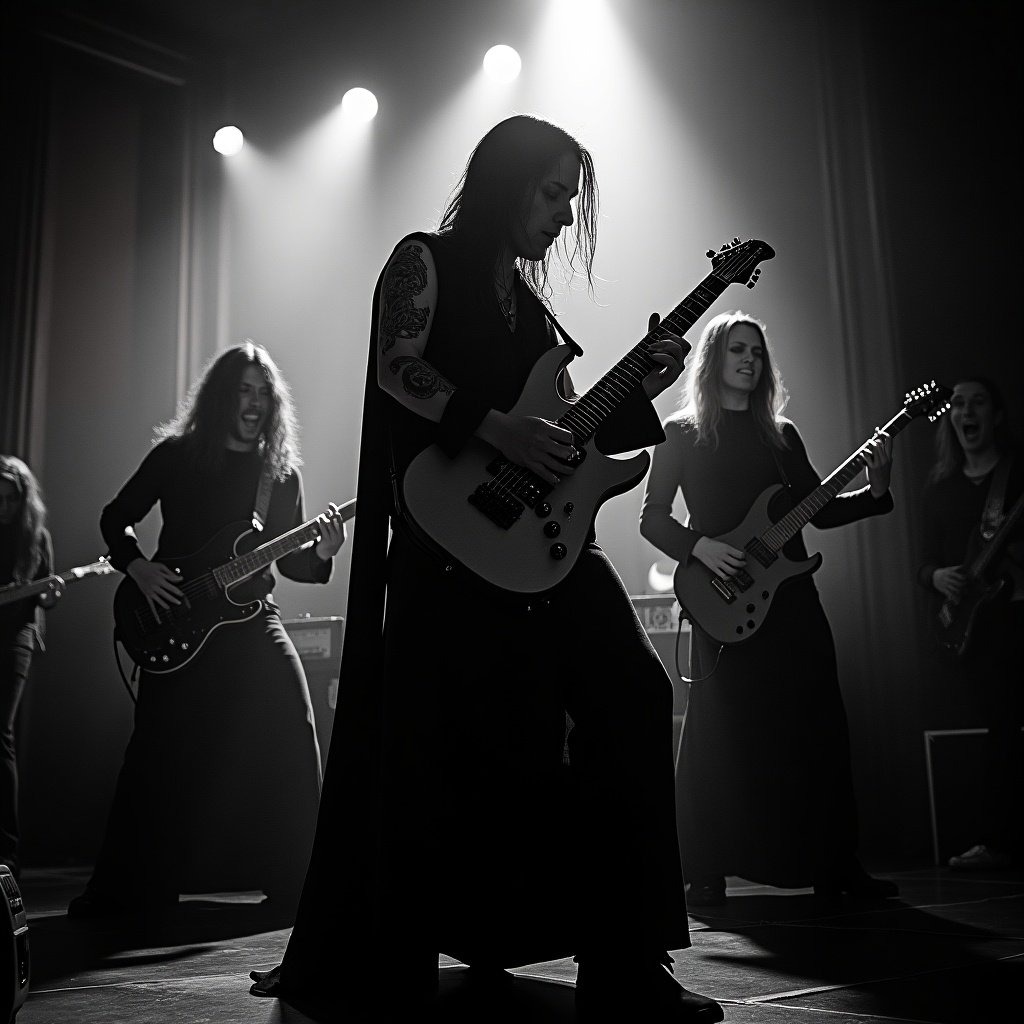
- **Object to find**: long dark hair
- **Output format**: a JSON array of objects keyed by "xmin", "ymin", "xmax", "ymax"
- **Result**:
[
  {"xmin": 0, "ymin": 455, "xmax": 48, "ymax": 583},
  {"xmin": 438, "ymin": 114, "xmax": 599, "ymax": 297},
  {"xmin": 680, "ymin": 311, "xmax": 789, "ymax": 449},
  {"xmin": 930, "ymin": 375, "xmax": 1013, "ymax": 482},
  {"xmin": 156, "ymin": 342, "xmax": 301, "ymax": 481}
]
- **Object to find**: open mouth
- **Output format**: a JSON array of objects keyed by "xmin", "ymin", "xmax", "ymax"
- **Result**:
[{"xmin": 961, "ymin": 421, "xmax": 980, "ymax": 441}]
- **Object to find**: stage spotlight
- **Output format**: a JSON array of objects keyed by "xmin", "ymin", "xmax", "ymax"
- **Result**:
[
  {"xmin": 212, "ymin": 125, "xmax": 244, "ymax": 156},
  {"xmin": 341, "ymin": 87, "xmax": 379, "ymax": 122},
  {"xmin": 483, "ymin": 44, "xmax": 522, "ymax": 83}
]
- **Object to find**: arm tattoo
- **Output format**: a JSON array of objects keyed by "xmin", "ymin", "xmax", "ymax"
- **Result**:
[
  {"xmin": 380, "ymin": 243, "xmax": 430, "ymax": 354},
  {"xmin": 389, "ymin": 356, "xmax": 455, "ymax": 401}
]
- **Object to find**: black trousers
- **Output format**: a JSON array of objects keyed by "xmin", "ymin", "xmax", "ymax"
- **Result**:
[
  {"xmin": 376, "ymin": 534, "xmax": 688, "ymax": 961},
  {"xmin": 0, "ymin": 629, "xmax": 33, "ymax": 876}
]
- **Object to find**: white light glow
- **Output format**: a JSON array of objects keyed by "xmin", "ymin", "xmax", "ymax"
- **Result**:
[
  {"xmin": 341, "ymin": 87, "xmax": 379, "ymax": 122},
  {"xmin": 483, "ymin": 45, "xmax": 522, "ymax": 83},
  {"xmin": 212, "ymin": 125, "xmax": 244, "ymax": 156}
]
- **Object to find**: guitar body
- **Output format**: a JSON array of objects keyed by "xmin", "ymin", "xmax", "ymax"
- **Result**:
[
  {"xmin": 113, "ymin": 522, "xmax": 267, "ymax": 674},
  {"xmin": 402, "ymin": 346, "xmax": 651, "ymax": 594},
  {"xmin": 935, "ymin": 576, "xmax": 1006, "ymax": 658},
  {"xmin": 673, "ymin": 485, "xmax": 822, "ymax": 645}
]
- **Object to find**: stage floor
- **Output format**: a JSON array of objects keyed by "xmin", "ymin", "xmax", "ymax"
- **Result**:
[{"xmin": 14, "ymin": 863, "xmax": 1023, "ymax": 1022}]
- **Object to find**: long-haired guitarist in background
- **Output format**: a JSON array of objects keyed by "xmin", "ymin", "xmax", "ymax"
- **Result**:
[
  {"xmin": 67, "ymin": 343, "xmax": 346, "ymax": 920},
  {"xmin": 918, "ymin": 376, "xmax": 1022, "ymax": 871},
  {"xmin": 252, "ymin": 115, "xmax": 723, "ymax": 1023},
  {"xmin": 640, "ymin": 311, "xmax": 899, "ymax": 906},
  {"xmin": 0, "ymin": 456, "xmax": 56, "ymax": 880}
]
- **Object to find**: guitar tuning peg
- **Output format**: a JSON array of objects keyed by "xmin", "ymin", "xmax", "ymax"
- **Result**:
[
  {"xmin": 706, "ymin": 249, "xmax": 716, "ymax": 258},
  {"xmin": 720, "ymin": 244, "xmax": 728, "ymax": 251},
  {"xmin": 733, "ymin": 236, "xmax": 741, "ymax": 245}
]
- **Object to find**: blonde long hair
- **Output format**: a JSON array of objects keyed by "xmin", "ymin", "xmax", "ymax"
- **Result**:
[{"xmin": 680, "ymin": 311, "xmax": 789, "ymax": 449}]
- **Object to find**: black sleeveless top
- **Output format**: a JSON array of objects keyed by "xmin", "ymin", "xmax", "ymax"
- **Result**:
[{"xmin": 386, "ymin": 231, "xmax": 556, "ymax": 479}]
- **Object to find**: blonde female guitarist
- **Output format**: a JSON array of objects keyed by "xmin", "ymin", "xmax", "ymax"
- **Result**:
[
  {"xmin": 919, "ymin": 376, "xmax": 1022, "ymax": 871},
  {"xmin": 640, "ymin": 311, "xmax": 899, "ymax": 906}
]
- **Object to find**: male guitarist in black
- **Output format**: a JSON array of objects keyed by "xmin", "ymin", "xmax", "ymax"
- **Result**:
[
  {"xmin": 68, "ymin": 342, "xmax": 345, "ymax": 919},
  {"xmin": 252, "ymin": 115, "xmax": 723, "ymax": 1023},
  {"xmin": 919, "ymin": 376, "xmax": 1023, "ymax": 871}
]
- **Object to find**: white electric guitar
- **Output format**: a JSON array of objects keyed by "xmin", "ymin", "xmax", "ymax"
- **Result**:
[{"xmin": 402, "ymin": 238, "xmax": 776, "ymax": 593}]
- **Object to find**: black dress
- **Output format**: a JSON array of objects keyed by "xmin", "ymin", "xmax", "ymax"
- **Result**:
[
  {"xmin": 274, "ymin": 232, "xmax": 690, "ymax": 1007},
  {"xmin": 641, "ymin": 410, "xmax": 893, "ymax": 887},
  {"xmin": 84, "ymin": 439, "xmax": 328, "ymax": 903}
]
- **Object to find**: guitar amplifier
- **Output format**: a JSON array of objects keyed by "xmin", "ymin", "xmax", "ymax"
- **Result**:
[
  {"xmin": 0, "ymin": 866, "xmax": 29, "ymax": 1023},
  {"xmin": 283, "ymin": 616, "xmax": 345, "ymax": 769},
  {"xmin": 630, "ymin": 594, "xmax": 690, "ymax": 716}
]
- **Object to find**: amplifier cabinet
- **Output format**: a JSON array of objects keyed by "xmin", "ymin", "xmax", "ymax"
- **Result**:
[
  {"xmin": 0, "ymin": 866, "xmax": 28, "ymax": 1023},
  {"xmin": 283, "ymin": 616, "xmax": 345, "ymax": 769}
]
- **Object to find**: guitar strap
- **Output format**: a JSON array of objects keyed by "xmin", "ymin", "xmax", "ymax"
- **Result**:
[
  {"xmin": 537, "ymin": 300, "xmax": 585, "ymax": 356},
  {"xmin": 980, "ymin": 454, "xmax": 1012, "ymax": 541},
  {"xmin": 251, "ymin": 460, "xmax": 275, "ymax": 533}
]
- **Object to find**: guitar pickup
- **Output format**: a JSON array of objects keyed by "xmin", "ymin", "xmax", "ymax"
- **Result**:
[
  {"xmin": 745, "ymin": 537, "xmax": 776, "ymax": 569},
  {"xmin": 468, "ymin": 484, "xmax": 524, "ymax": 529},
  {"xmin": 484, "ymin": 456, "xmax": 548, "ymax": 508}
]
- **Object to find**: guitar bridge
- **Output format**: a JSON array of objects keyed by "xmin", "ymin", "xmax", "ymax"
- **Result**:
[
  {"xmin": 468, "ymin": 483, "xmax": 524, "ymax": 529},
  {"xmin": 710, "ymin": 577, "xmax": 736, "ymax": 603}
]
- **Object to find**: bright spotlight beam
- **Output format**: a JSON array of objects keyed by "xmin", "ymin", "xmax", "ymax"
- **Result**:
[
  {"xmin": 483, "ymin": 45, "xmax": 522, "ymax": 83},
  {"xmin": 341, "ymin": 88, "xmax": 379, "ymax": 122},
  {"xmin": 212, "ymin": 125, "xmax": 244, "ymax": 156}
]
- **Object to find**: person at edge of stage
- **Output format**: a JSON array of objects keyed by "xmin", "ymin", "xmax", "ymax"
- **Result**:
[
  {"xmin": 918, "ymin": 376, "xmax": 1023, "ymax": 870},
  {"xmin": 66, "ymin": 342, "xmax": 346, "ymax": 919},
  {"xmin": 640, "ymin": 310, "xmax": 901, "ymax": 907},
  {"xmin": 1, "ymin": 456, "xmax": 58, "ymax": 881},
  {"xmin": 249, "ymin": 115, "xmax": 724, "ymax": 1023}
]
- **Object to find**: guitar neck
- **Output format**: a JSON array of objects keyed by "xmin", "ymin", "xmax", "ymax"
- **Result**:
[
  {"xmin": 213, "ymin": 518, "xmax": 323, "ymax": 588},
  {"xmin": 764, "ymin": 406, "xmax": 913, "ymax": 550},
  {"xmin": 968, "ymin": 492, "xmax": 1024, "ymax": 578},
  {"xmin": 0, "ymin": 576, "xmax": 55, "ymax": 607},
  {"xmin": 559, "ymin": 272, "xmax": 729, "ymax": 441}
]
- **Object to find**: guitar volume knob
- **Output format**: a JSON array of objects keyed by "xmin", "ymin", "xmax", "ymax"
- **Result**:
[
  {"xmin": 549, "ymin": 543, "xmax": 567, "ymax": 560},
  {"xmin": 543, "ymin": 521, "xmax": 561, "ymax": 538},
  {"xmin": 536, "ymin": 502, "xmax": 552, "ymax": 517}
]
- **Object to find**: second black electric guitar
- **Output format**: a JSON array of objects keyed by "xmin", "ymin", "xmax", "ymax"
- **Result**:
[
  {"xmin": 674, "ymin": 382, "xmax": 951, "ymax": 645},
  {"xmin": 935, "ymin": 490, "xmax": 1024, "ymax": 657},
  {"xmin": 113, "ymin": 499, "xmax": 355, "ymax": 673}
]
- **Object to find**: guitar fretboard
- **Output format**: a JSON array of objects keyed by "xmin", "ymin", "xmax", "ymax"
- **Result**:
[
  {"xmin": 761, "ymin": 406, "xmax": 914, "ymax": 551},
  {"xmin": 560, "ymin": 277, "xmax": 728, "ymax": 442},
  {"xmin": 212, "ymin": 520, "xmax": 321, "ymax": 588}
]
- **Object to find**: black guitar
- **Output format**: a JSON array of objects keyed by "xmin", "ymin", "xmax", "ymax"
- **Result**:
[
  {"xmin": 113, "ymin": 499, "xmax": 355, "ymax": 673},
  {"xmin": 935, "ymin": 491, "xmax": 1024, "ymax": 657}
]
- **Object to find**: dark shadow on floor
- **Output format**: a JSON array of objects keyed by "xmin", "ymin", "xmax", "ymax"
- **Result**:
[{"xmin": 686, "ymin": 868, "xmax": 1024, "ymax": 1022}]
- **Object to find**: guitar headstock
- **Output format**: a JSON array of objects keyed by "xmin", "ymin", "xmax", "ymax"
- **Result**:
[
  {"xmin": 904, "ymin": 381, "xmax": 953, "ymax": 422},
  {"xmin": 71, "ymin": 556, "xmax": 115, "ymax": 581},
  {"xmin": 707, "ymin": 237, "xmax": 776, "ymax": 289}
]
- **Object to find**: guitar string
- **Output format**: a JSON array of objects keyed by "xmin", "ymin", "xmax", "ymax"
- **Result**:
[{"xmin": 482, "ymin": 248, "xmax": 754, "ymax": 504}]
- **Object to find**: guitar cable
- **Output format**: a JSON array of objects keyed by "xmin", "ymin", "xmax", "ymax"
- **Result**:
[
  {"xmin": 112, "ymin": 633, "xmax": 139, "ymax": 705},
  {"xmin": 673, "ymin": 616, "xmax": 723, "ymax": 684}
]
